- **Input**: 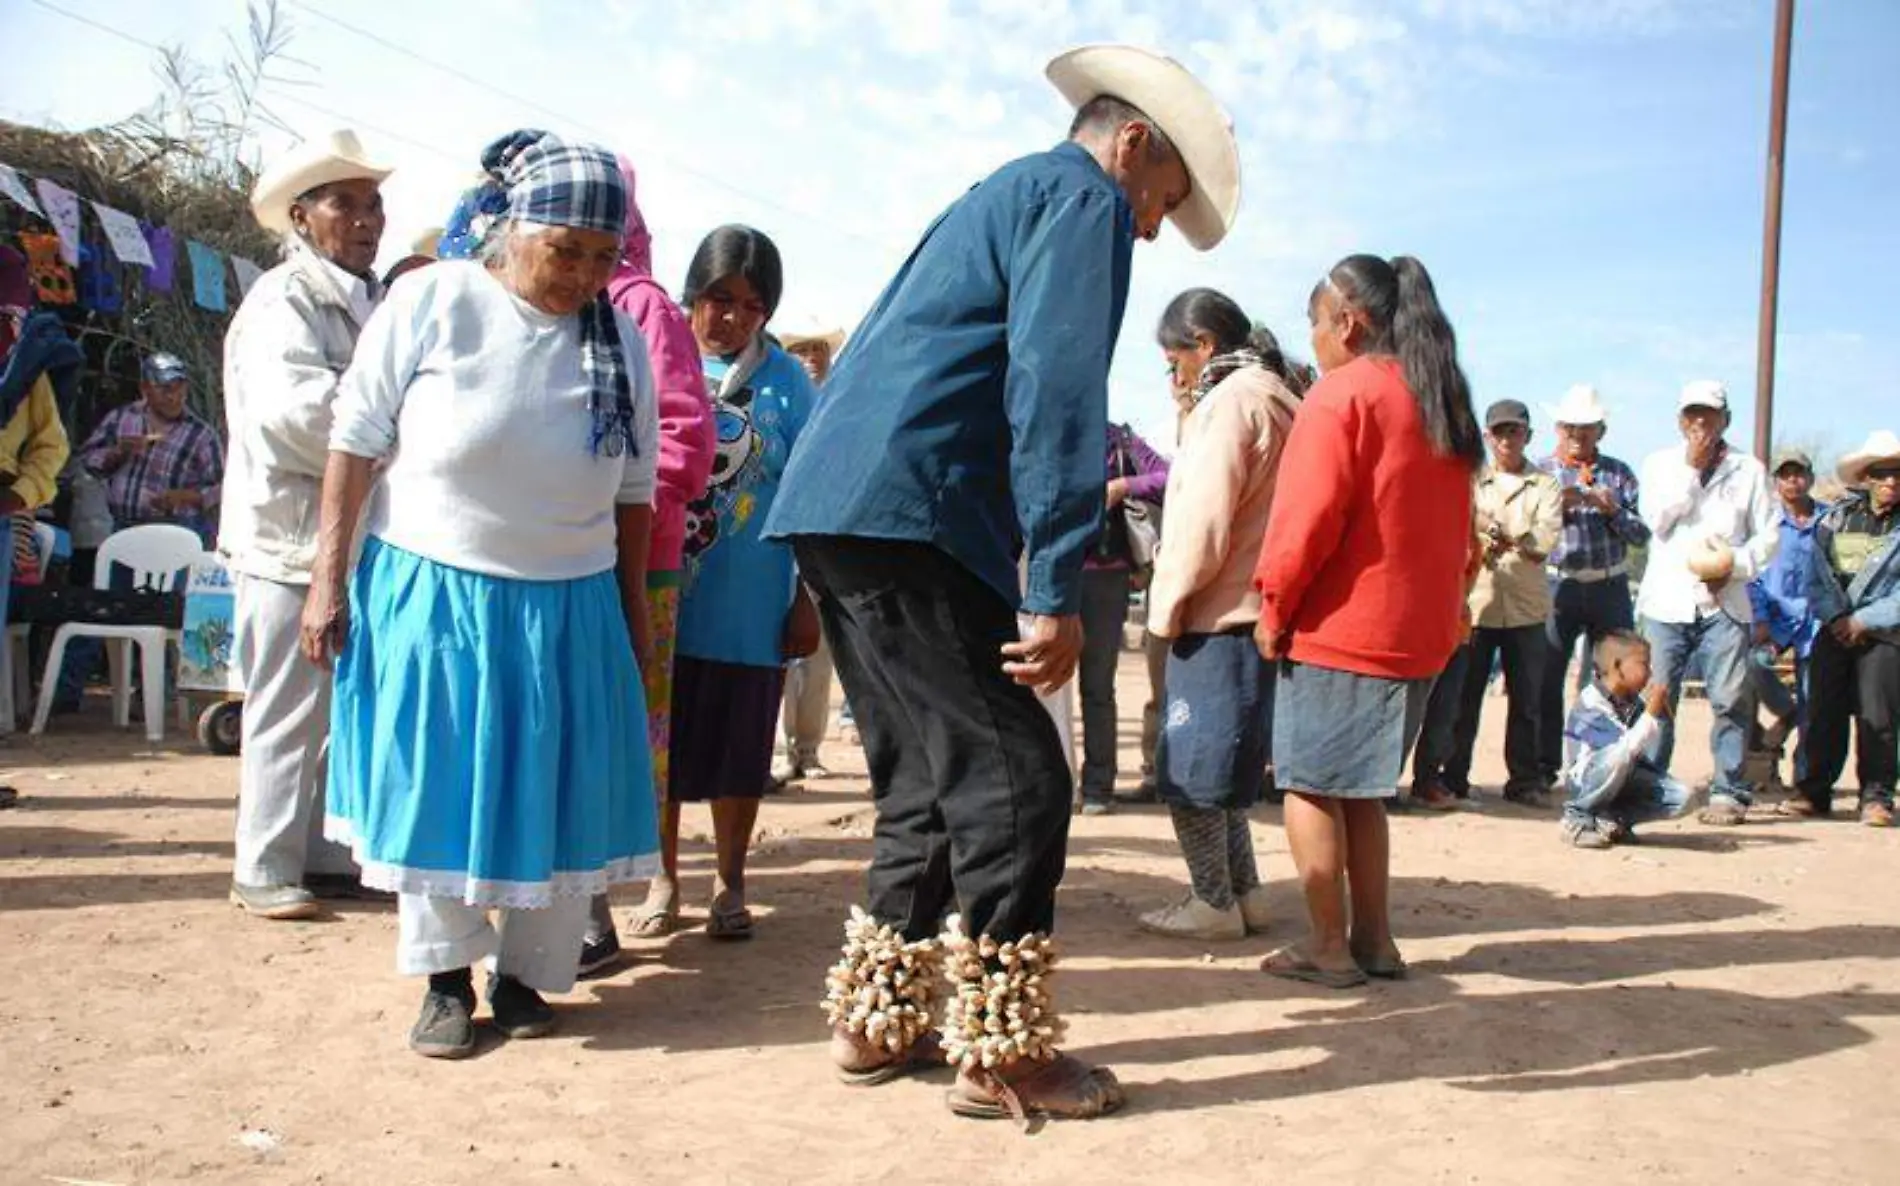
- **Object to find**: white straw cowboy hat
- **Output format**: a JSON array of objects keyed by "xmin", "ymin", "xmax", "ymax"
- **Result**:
[
  {"xmin": 1045, "ymin": 45, "xmax": 1241, "ymax": 252},
  {"xmin": 250, "ymin": 130, "xmax": 393, "ymax": 236},
  {"xmin": 1838, "ymin": 429, "xmax": 1900, "ymax": 486},
  {"xmin": 777, "ymin": 314, "xmax": 846, "ymax": 357},
  {"xmin": 1545, "ymin": 383, "xmax": 1609, "ymax": 427}
]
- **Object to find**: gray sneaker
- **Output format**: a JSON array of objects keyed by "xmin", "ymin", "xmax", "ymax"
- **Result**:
[
  {"xmin": 229, "ymin": 881, "xmax": 320, "ymax": 920},
  {"xmin": 410, "ymin": 987, "xmax": 477, "ymax": 1059},
  {"xmin": 1561, "ymin": 819, "xmax": 1614, "ymax": 850}
]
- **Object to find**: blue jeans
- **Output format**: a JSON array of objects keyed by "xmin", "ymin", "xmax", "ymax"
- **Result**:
[
  {"xmin": 1540, "ymin": 574, "xmax": 1634, "ymax": 781},
  {"xmin": 1563, "ymin": 764, "xmax": 1693, "ymax": 830},
  {"xmin": 1644, "ymin": 612, "xmax": 1754, "ymax": 804},
  {"xmin": 1751, "ymin": 648, "xmax": 1811, "ymax": 783}
]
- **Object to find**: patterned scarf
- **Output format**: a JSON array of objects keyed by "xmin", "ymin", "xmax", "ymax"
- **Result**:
[
  {"xmin": 441, "ymin": 128, "xmax": 637, "ymax": 457},
  {"xmin": 1187, "ymin": 347, "xmax": 1269, "ymax": 410}
]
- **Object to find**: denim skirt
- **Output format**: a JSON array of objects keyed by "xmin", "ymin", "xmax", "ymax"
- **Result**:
[
  {"xmin": 1155, "ymin": 629, "xmax": 1276, "ymax": 810},
  {"xmin": 1273, "ymin": 659, "xmax": 1432, "ymax": 799}
]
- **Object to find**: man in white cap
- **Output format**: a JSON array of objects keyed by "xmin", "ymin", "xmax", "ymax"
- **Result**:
[
  {"xmin": 765, "ymin": 45, "xmax": 1240, "ymax": 1120},
  {"xmin": 1536, "ymin": 383, "xmax": 1649, "ymax": 788},
  {"xmin": 1779, "ymin": 430, "xmax": 1900, "ymax": 826},
  {"xmin": 221, "ymin": 130, "xmax": 390, "ymax": 919},
  {"xmin": 771, "ymin": 317, "xmax": 848, "ymax": 789},
  {"xmin": 1636, "ymin": 380, "xmax": 1777, "ymax": 825}
]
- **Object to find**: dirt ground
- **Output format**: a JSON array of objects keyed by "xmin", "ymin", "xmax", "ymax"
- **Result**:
[{"xmin": 3, "ymin": 650, "xmax": 1898, "ymax": 1186}]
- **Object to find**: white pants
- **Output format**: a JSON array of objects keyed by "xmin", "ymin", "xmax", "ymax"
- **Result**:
[
  {"xmin": 397, "ymin": 894, "xmax": 591, "ymax": 995},
  {"xmin": 779, "ymin": 635, "xmax": 834, "ymax": 764},
  {"xmin": 231, "ymin": 575, "xmax": 354, "ymax": 886}
]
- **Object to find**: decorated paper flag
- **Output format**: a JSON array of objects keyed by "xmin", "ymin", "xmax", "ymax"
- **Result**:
[
  {"xmin": 0, "ymin": 163, "xmax": 43, "ymax": 218},
  {"xmin": 32, "ymin": 178, "xmax": 82, "ymax": 265},
  {"xmin": 91, "ymin": 200, "xmax": 155, "ymax": 268},
  {"xmin": 186, "ymin": 239, "xmax": 226, "ymax": 311},
  {"xmin": 145, "ymin": 224, "xmax": 176, "ymax": 292},
  {"xmin": 230, "ymin": 256, "xmax": 264, "ymax": 297}
]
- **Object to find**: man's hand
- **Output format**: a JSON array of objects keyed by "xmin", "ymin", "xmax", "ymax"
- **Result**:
[
  {"xmin": 781, "ymin": 586, "xmax": 822, "ymax": 661},
  {"xmin": 1002, "ymin": 614, "xmax": 1082, "ymax": 696},
  {"xmin": 1832, "ymin": 615, "xmax": 1870, "ymax": 648},
  {"xmin": 1587, "ymin": 484, "xmax": 1619, "ymax": 514},
  {"xmin": 1752, "ymin": 622, "xmax": 1772, "ymax": 648},
  {"xmin": 153, "ymin": 489, "xmax": 202, "ymax": 513},
  {"xmin": 1643, "ymin": 684, "xmax": 1672, "ymax": 719},
  {"xmin": 1105, "ymin": 477, "xmax": 1130, "ymax": 510}
]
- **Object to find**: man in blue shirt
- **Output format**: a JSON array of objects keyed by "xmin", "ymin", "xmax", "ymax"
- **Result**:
[
  {"xmin": 1748, "ymin": 449, "xmax": 1827, "ymax": 782},
  {"xmin": 767, "ymin": 45, "xmax": 1239, "ymax": 1121}
]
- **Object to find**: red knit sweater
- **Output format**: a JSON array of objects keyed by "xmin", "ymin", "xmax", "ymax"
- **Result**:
[{"xmin": 1253, "ymin": 356, "xmax": 1474, "ymax": 680}]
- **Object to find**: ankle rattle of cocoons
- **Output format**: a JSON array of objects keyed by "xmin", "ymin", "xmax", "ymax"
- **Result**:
[
  {"xmin": 822, "ymin": 906, "xmax": 942, "ymax": 1054},
  {"xmin": 939, "ymin": 914, "xmax": 1066, "ymax": 1072}
]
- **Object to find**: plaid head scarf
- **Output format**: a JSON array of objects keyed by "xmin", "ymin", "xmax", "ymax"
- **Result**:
[{"xmin": 441, "ymin": 128, "xmax": 638, "ymax": 457}]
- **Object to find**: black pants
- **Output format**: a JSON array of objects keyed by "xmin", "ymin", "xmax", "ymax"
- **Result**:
[
  {"xmin": 1077, "ymin": 567, "xmax": 1131, "ymax": 802},
  {"xmin": 792, "ymin": 537, "xmax": 1072, "ymax": 943},
  {"xmin": 1448, "ymin": 624, "xmax": 1547, "ymax": 795},
  {"xmin": 1412, "ymin": 644, "xmax": 1473, "ymax": 794},
  {"xmin": 1539, "ymin": 574, "xmax": 1634, "ymax": 781},
  {"xmin": 1796, "ymin": 631, "xmax": 1898, "ymax": 810}
]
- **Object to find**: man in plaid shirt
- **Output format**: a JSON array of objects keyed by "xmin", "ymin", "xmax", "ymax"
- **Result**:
[
  {"xmin": 1536, "ymin": 385, "xmax": 1649, "ymax": 786},
  {"xmin": 79, "ymin": 352, "xmax": 224, "ymax": 543}
]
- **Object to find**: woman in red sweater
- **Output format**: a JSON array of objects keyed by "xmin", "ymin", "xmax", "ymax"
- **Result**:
[{"xmin": 1253, "ymin": 254, "xmax": 1482, "ymax": 987}]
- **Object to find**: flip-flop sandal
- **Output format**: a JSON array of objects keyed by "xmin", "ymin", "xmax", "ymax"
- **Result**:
[
  {"xmin": 945, "ymin": 1054, "xmax": 1126, "ymax": 1123},
  {"xmin": 838, "ymin": 1032, "xmax": 946, "ymax": 1087},
  {"xmin": 706, "ymin": 900, "xmax": 754, "ymax": 941},
  {"xmin": 1354, "ymin": 953, "xmax": 1409, "ymax": 980},
  {"xmin": 1767, "ymin": 798, "xmax": 1821, "ymax": 819},
  {"xmin": 627, "ymin": 899, "xmax": 679, "ymax": 938},
  {"xmin": 1261, "ymin": 946, "xmax": 1369, "ymax": 989}
]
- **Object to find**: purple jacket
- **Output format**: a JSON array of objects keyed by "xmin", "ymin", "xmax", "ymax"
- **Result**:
[{"xmin": 1089, "ymin": 423, "xmax": 1169, "ymax": 569}]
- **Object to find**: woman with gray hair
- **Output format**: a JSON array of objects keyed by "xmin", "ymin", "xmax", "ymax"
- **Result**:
[
  {"xmin": 221, "ymin": 130, "xmax": 391, "ymax": 920},
  {"xmin": 301, "ymin": 129, "xmax": 662, "ymax": 1058}
]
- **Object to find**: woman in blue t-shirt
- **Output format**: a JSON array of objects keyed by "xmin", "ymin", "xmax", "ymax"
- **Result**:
[{"xmin": 640, "ymin": 225, "xmax": 819, "ymax": 940}]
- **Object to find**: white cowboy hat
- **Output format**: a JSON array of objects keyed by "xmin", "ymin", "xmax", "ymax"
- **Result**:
[
  {"xmin": 1045, "ymin": 45, "xmax": 1241, "ymax": 252},
  {"xmin": 777, "ymin": 314, "xmax": 846, "ymax": 357},
  {"xmin": 250, "ymin": 130, "xmax": 393, "ymax": 236},
  {"xmin": 1837, "ymin": 429, "xmax": 1900, "ymax": 486},
  {"xmin": 1545, "ymin": 383, "xmax": 1608, "ymax": 427}
]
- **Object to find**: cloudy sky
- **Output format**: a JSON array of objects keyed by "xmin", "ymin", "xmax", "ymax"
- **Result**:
[{"xmin": 5, "ymin": 0, "xmax": 1897, "ymax": 467}]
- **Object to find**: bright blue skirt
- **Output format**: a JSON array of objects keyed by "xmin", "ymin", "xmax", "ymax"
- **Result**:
[{"xmin": 325, "ymin": 538, "xmax": 658, "ymax": 908}]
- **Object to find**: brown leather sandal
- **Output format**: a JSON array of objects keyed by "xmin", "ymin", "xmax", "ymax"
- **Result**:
[{"xmin": 945, "ymin": 1054, "xmax": 1126, "ymax": 1122}]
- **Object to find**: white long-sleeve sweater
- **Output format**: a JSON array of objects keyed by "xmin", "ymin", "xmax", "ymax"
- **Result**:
[{"xmin": 330, "ymin": 261, "xmax": 658, "ymax": 582}]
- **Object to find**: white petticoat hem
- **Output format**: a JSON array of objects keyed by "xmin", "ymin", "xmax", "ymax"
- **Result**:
[{"xmin": 325, "ymin": 816, "xmax": 659, "ymax": 909}]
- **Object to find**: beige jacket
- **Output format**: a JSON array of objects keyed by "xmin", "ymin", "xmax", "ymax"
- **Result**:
[
  {"xmin": 1147, "ymin": 366, "xmax": 1300, "ymax": 638},
  {"xmin": 1469, "ymin": 464, "xmax": 1564, "ymax": 629},
  {"xmin": 218, "ymin": 246, "xmax": 378, "ymax": 584}
]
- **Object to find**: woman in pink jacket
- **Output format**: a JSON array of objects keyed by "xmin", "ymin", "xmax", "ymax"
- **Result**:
[{"xmin": 580, "ymin": 158, "xmax": 717, "ymax": 976}]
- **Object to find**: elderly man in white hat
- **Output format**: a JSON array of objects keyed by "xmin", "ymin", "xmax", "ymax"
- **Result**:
[
  {"xmin": 1780, "ymin": 430, "xmax": 1900, "ymax": 826},
  {"xmin": 1636, "ymin": 380, "xmax": 1778, "ymax": 826},
  {"xmin": 770, "ymin": 316, "xmax": 849, "ymax": 789},
  {"xmin": 1535, "ymin": 383, "xmax": 1650, "ymax": 788},
  {"xmin": 764, "ymin": 45, "xmax": 1240, "ymax": 1120},
  {"xmin": 221, "ymin": 130, "xmax": 391, "ymax": 919}
]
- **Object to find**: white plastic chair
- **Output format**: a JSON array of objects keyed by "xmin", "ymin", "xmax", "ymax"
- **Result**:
[
  {"xmin": 31, "ymin": 524, "xmax": 203, "ymax": 743},
  {"xmin": 0, "ymin": 522, "xmax": 58, "ymax": 734}
]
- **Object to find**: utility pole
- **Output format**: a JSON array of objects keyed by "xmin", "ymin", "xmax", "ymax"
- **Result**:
[{"xmin": 1754, "ymin": 0, "xmax": 1796, "ymax": 464}]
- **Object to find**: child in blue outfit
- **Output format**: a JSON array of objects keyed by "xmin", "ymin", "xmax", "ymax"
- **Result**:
[{"xmin": 1559, "ymin": 631, "xmax": 1694, "ymax": 848}]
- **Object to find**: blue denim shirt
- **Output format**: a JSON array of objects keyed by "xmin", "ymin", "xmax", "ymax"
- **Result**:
[
  {"xmin": 1747, "ymin": 500, "xmax": 1827, "ymax": 655},
  {"xmin": 763, "ymin": 142, "xmax": 1135, "ymax": 615}
]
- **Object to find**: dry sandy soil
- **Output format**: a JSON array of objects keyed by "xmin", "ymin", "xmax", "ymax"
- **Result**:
[{"xmin": 3, "ymin": 652, "xmax": 1898, "ymax": 1186}]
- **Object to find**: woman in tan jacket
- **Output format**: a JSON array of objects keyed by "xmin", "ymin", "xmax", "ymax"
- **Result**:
[{"xmin": 1140, "ymin": 289, "xmax": 1309, "ymax": 940}]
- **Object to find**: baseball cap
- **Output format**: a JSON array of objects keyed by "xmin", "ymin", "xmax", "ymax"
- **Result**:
[
  {"xmin": 1485, "ymin": 399, "xmax": 1531, "ymax": 430},
  {"xmin": 1678, "ymin": 380, "xmax": 1728, "ymax": 412},
  {"xmin": 1771, "ymin": 448, "xmax": 1813, "ymax": 475},
  {"xmin": 142, "ymin": 352, "xmax": 189, "ymax": 384}
]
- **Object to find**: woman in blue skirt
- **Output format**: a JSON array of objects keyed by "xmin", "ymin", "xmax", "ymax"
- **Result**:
[{"xmin": 301, "ymin": 130, "xmax": 662, "ymax": 1058}]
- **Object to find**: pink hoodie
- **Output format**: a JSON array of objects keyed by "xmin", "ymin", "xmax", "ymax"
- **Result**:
[{"xmin": 606, "ymin": 158, "xmax": 715, "ymax": 573}]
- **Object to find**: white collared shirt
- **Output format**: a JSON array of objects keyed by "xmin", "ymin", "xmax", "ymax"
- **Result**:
[
  {"xmin": 315, "ymin": 254, "xmax": 379, "ymax": 327},
  {"xmin": 1636, "ymin": 442, "xmax": 1778, "ymax": 625}
]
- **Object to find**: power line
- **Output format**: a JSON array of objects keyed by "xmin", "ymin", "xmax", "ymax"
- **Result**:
[{"xmin": 28, "ymin": 0, "xmax": 164, "ymax": 53}]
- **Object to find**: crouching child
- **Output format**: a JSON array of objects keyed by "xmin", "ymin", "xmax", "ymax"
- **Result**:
[{"xmin": 1559, "ymin": 631, "xmax": 1694, "ymax": 848}]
